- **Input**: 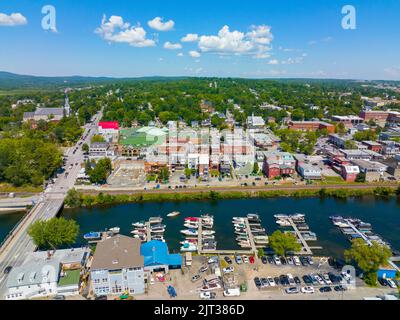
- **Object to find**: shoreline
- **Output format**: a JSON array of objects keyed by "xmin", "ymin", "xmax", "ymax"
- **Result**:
[{"xmin": 65, "ymin": 183, "xmax": 400, "ymax": 209}]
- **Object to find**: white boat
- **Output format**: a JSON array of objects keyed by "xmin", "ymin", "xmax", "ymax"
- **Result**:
[
  {"xmin": 184, "ymin": 222, "xmax": 199, "ymax": 229},
  {"xmin": 180, "ymin": 241, "xmax": 197, "ymax": 252},
  {"xmin": 202, "ymin": 230, "xmax": 215, "ymax": 236},
  {"xmin": 181, "ymin": 229, "xmax": 198, "ymax": 236},
  {"xmin": 149, "ymin": 217, "xmax": 163, "ymax": 224},
  {"xmin": 167, "ymin": 211, "xmax": 180, "ymax": 217},
  {"xmin": 132, "ymin": 221, "xmax": 146, "ymax": 228},
  {"xmin": 151, "ymin": 228, "xmax": 166, "ymax": 234},
  {"xmin": 152, "ymin": 236, "xmax": 165, "ymax": 242},
  {"xmin": 202, "ymin": 235, "xmax": 215, "ymax": 240},
  {"xmin": 109, "ymin": 227, "xmax": 120, "ymax": 234},
  {"xmin": 133, "ymin": 234, "xmax": 147, "ymax": 242},
  {"xmin": 131, "ymin": 229, "xmax": 146, "ymax": 235},
  {"xmin": 234, "ymin": 223, "xmax": 246, "ymax": 228},
  {"xmin": 232, "ymin": 217, "xmax": 245, "ymax": 223},
  {"xmin": 254, "ymin": 236, "xmax": 269, "ymax": 244},
  {"xmin": 276, "ymin": 219, "xmax": 291, "ymax": 227}
]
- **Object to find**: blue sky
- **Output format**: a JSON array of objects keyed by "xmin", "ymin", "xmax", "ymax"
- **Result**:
[{"xmin": 0, "ymin": 0, "xmax": 399, "ymax": 80}]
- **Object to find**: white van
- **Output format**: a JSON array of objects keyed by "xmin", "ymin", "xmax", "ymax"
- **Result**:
[{"xmin": 223, "ymin": 288, "xmax": 241, "ymax": 297}]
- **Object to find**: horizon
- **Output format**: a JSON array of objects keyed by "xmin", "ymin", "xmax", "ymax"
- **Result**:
[{"xmin": 0, "ymin": 0, "xmax": 399, "ymax": 80}]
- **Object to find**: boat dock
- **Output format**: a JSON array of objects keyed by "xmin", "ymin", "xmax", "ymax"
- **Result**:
[
  {"xmin": 145, "ymin": 222, "xmax": 151, "ymax": 242},
  {"xmin": 288, "ymin": 218, "xmax": 322, "ymax": 255},
  {"xmin": 244, "ymin": 218, "xmax": 258, "ymax": 258},
  {"xmin": 344, "ymin": 219, "xmax": 372, "ymax": 246},
  {"xmin": 197, "ymin": 222, "xmax": 203, "ymax": 253}
]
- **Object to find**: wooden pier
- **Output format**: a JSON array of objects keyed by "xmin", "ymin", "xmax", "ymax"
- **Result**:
[
  {"xmin": 244, "ymin": 218, "xmax": 259, "ymax": 259},
  {"xmin": 288, "ymin": 218, "xmax": 322, "ymax": 255},
  {"xmin": 145, "ymin": 222, "xmax": 151, "ymax": 242},
  {"xmin": 344, "ymin": 219, "xmax": 372, "ymax": 246}
]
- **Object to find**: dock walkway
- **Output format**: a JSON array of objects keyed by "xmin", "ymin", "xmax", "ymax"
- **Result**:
[{"xmin": 288, "ymin": 218, "xmax": 322, "ymax": 255}]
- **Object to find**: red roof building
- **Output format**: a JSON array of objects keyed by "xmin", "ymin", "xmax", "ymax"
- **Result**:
[{"xmin": 99, "ymin": 121, "xmax": 119, "ymax": 130}]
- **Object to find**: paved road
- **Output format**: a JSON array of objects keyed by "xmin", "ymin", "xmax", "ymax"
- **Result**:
[{"xmin": 0, "ymin": 109, "xmax": 102, "ymax": 297}]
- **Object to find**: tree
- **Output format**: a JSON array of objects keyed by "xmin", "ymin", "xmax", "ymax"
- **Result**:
[
  {"xmin": 91, "ymin": 135, "xmax": 105, "ymax": 143},
  {"xmin": 355, "ymin": 172, "xmax": 366, "ymax": 183},
  {"xmin": 252, "ymin": 162, "xmax": 260, "ymax": 175},
  {"xmin": 28, "ymin": 217, "xmax": 79, "ymax": 249},
  {"xmin": 344, "ymin": 239, "xmax": 391, "ymax": 286},
  {"xmin": 159, "ymin": 167, "xmax": 170, "ymax": 182},
  {"xmin": 82, "ymin": 143, "xmax": 89, "ymax": 153},
  {"xmin": 88, "ymin": 158, "xmax": 112, "ymax": 184},
  {"xmin": 184, "ymin": 168, "xmax": 192, "ymax": 179},
  {"xmin": 269, "ymin": 230, "xmax": 302, "ymax": 256},
  {"xmin": 65, "ymin": 188, "xmax": 83, "ymax": 208}
]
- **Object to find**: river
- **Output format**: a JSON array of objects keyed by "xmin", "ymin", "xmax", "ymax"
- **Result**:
[
  {"xmin": 58, "ymin": 196, "xmax": 400, "ymax": 258},
  {"xmin": 0, "ymin": 197, "xmax": 399, "ymax": 258}
]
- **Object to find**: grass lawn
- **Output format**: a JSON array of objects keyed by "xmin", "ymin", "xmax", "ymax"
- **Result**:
[{"xmin": 0, "ymin": 183, "xmax": 42, "ymax": 193}]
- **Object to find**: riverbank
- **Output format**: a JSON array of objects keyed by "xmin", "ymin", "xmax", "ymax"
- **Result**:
[{"xmin": 66, "ymin": 184, "xmax": 400, "ymax": 208}]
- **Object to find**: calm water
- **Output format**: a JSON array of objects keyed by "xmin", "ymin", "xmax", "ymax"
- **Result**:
[
  {"xmin": 59, "ymin": 196, "xmax": 400, "ymax": 258},
  {"xmin": 0, "ymin": 212, "xmax": 25, "ymax": 244}
]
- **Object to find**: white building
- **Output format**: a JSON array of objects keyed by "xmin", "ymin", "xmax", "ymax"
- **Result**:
[
  {"xmin": 247, "ymin": 114, "xmax": 265, "ymax": 129},
  {"xmin": 4, "ymin": 248, "xmax": 89, "ymax": 300}
]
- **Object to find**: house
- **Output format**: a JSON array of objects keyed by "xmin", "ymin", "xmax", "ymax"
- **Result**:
[
  {"xmin": 5, "ymin": 248, "xmax": 89, "ymax": 300},
  {"xmin": 247, "ymin": 114, "xmax": 265, "ymax": 129},
  {"xmin": 90, "ymin": 235, "xmax": 145, "ymax": 296},
  {"xmin": 341, "ymin": 165, "xmax": 360, "ymax": 182},
  {"xmin": 340, "ymin": 149, "xmax": 373, "ymax": 161},
  {"xmin": 140, "ymin": 241, "xmax": 182, "ymax": 274},
  {"xmin": 262, "ymin": 151, "xmax": 296, "ymax": 179},
  {"xmin": 379, "ymin": 141, "xmax": 400, "ymax": 156},
  {"xmin": 98, "ymin": 121, "xmax": 120, "ymax": 143}
]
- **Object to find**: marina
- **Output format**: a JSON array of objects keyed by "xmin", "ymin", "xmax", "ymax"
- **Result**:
[{"xmin": 38, "ymin": 197, "xmax": 400, "ymax": 258}]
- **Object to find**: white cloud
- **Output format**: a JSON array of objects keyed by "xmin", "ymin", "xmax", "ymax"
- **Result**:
[
  {"xmin": 281, "ymin": 56, "xmax": 305, "ymax": 65},
  {"xmin": 181, "ymin": 33, "xmax": 199, "ymax": 42},
  {"xmin": 177, "ymin": 52, "xmax": 184, "ymax": 57},
  {"xmin": 164, "ymin": 41, "xmax": 182, "ymax": 50},
  {"xmin": 267, "ymin": 59, "xmax": 279, "ymax": 65},
  {"xmin": 0, "ymin": 12, "xmax": 27, "ymax": 26},
  {"xmin": 148, "ymin": 17, "xmax": 174, "ymax": 31},
  {"xmin": 197, "ymin": 25, "xmax": 273, "ymax": 58},
  {"xmin": 384, "ymin": 67, "xmax": 400, "ymax": 78},
  {"xmin": 95, "ymin": 15, "xmax": 156, "ymax": 47},
  {"xmin": 189, "ymin": 50, "xmax": 201, "ymax": 58}
]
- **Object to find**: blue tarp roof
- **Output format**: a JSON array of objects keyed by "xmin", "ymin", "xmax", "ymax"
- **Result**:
[{"xmin": 141, "ymin": 240, "xmax": 182, "ymax": 267}]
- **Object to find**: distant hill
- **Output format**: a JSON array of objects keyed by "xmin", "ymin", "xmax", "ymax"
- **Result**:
[{"xmin": 0, "ymin": 71, "xmax": 189, "ymax": 90}]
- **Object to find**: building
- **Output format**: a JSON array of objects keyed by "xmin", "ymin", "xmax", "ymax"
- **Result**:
[
  {"xmin": 362, "ymin": 141, "xmax": 383, "ymax": 153},
  {"xmin": 89, "ymin": 142, "xmax": 116, "ymax": 160},
  {"xmin": 5, "ymin": 248, "xmax": 89, "ymax": 300},
  {"xmin": 340, "ymin": 149, "xmax": 373, "ymax": 161},
  {"xmin": 331, "ymin": 115, "xmax": 364, "ymax": 127},
  {"xmin": 90, "ymin": 235, "xmax": 145, "ymax": 296},
  {"xmin": 247, "ymin": 114, "xmax": 265, "ymax": 129},
  {"xmin": 379, "ymin": 141, "xmax": 400, "ymax": 156},
  {"xmin": 219, "ymin": 161, "xmax": 231, "ymax": 176},
  {"xmin": 23, "ymin": 107, "xmax": 66, "ymax": 123},
  {"xmin": 98, "ymin": 121, "xmax": 120, "ymax": 143},
  {"xmin": 288, "ymin": 121, "xmax": 335, "ymax": 134},
  {"xmin": 341, "ymin": 165, "xmax": 360, "ymax": 182},
  {"xmin": 297, "ymin": 163, "xmax": 322, "ymax": 180},
  {"xmin": 328, "ymin": 134, "xmax": 354, "ymax": 149},
  {"xmin": 351, "ymin": 159, "xmax": 387, "ymax": 182},
  {"xmin": 262, "ymin": 151, "xmax": 296, "ymax": 179},
  {"xmin": 380, "ymin": 158, "xmax": 400, "ymax": 178},
  {"xmin": 140, "ymin": 241, "xmax": 182, "ymax": 274},
  {"xmin": 359, "ymin": 110, "xmax": 395, "ymax": 126}
]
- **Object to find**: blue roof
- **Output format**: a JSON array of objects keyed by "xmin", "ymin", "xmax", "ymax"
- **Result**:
[{"xmin": 141, "ymin": 240, "xmax": 182, "ymax": 267}]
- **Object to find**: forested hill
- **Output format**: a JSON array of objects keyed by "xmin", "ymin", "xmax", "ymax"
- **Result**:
[{"xmin": 0, "ymin": 71, "xmax": 189, "ymax": 90}]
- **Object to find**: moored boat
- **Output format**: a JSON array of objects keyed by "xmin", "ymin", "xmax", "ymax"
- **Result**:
[{"xmin": 167, "ymin": 211, "xmax": 180, "ymax": 217}]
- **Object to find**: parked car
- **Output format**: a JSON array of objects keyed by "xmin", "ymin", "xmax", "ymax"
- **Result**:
[
  {"xmin": 301, "ymin": 286, "xmax": 315, "ymax": 294},
  {"xmin": 273, "ymin": 256, "xmax": 281, "ymax": 265},
  {"xmin": 386, "ymin": 279, "xmax": 397, "ymax": 289},
  {"xmin": 307, "ymin": 257, "xmax": 314, "ymax": 265},
  {"xmin": 293, "ymin": 256, "xmax": 301, "ymax": 266},
  {"xmin": 223, "ymin": 288, "xmax": 241, "ymax": 297},
  {"xmin": 242, "ymin": 255, "xmax": 249, "ymax": 264},
  {"xmin": 191, "ymin": 274, "xmax": 201, "ymax": 282},
  {"xmin": 267, "ymin": 256, "xmax": 274, "ymax": 264},
  {"xmin": 287, "ymin": 274, "xmax": 296, "ymax": 286},
  {"xmin": 319, "ymin": 286, "xmax": 332, "ymax": 293},
  {"xmin": 261, "ymin": 278, "xmax": 269, "ymax": 287},
  {"xmin": 280, "ymin": 257, "xmax": 287, "ymax": 265},
  {"xmin": 294, "ymin": 276, "xmax": 301, "ymax": 285},
  {"xmin": 285, "ymin": 287, "xmax": 300, "ymax": 294},
  {"xmin": 302, "ymin": 275, "xmax": 313, "ymax": 285},
  {"xmin": 254, "ymin": 277, "xmax": 262, "ymax": 288},
  {"xmin": 224, "ymin": 256, "xmax": 232, "ymax": 264},
  {"xmin": 53, "ymin": 295, "xmax": 66, "ymax": 300},
  {"xmin": 208, "ymin": 256, "xmax": 218, "ymax": 264},
  {"xmin": 199, "ymin": 265, "xmax": 209, "ymax": 273},
  {"xmin": 235, "ymin": 255, "xmax": 243, "ymax": 264},
  {"xmin": 314, "ymin": 274, "xmax": 325, "ymax": 285},
  {"xmin": 200, "ymin": 292, "xmax": 216, "ymax": 300},
  {"xmin": 94, "ymin": 295, "xmax": 107, "ymax": 300},
  {"xmin": 261, "ymin": 256, "xmax": 268, "ymax": 264},
  {"xmin": 267, "ymin": 277, "xmax": 276, "ymax": 287},
  {"xmin": 334, "ymin": 285, "xmax": 347, "ymax": 292},
  {"xmin": 323, "ymin": 274, "xmax": 332, "ymax": 285},
  {"xmin": 249, "ymin": 256, "xmax": 255, "ymax": 264},
  {"xmin": 286, "ymin": 257, "xmax": 294, "ymax": 265},
  {"xmin": 223, "ymin": 266, "xmax": 234, "ymax": 274},
  {"xmin": 274, "ymin": 277, "xmax": 280, "ymax": 285},
  {"xmin": 279, "ymin": 275, "xmax": 289, "ymax": 286}
]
